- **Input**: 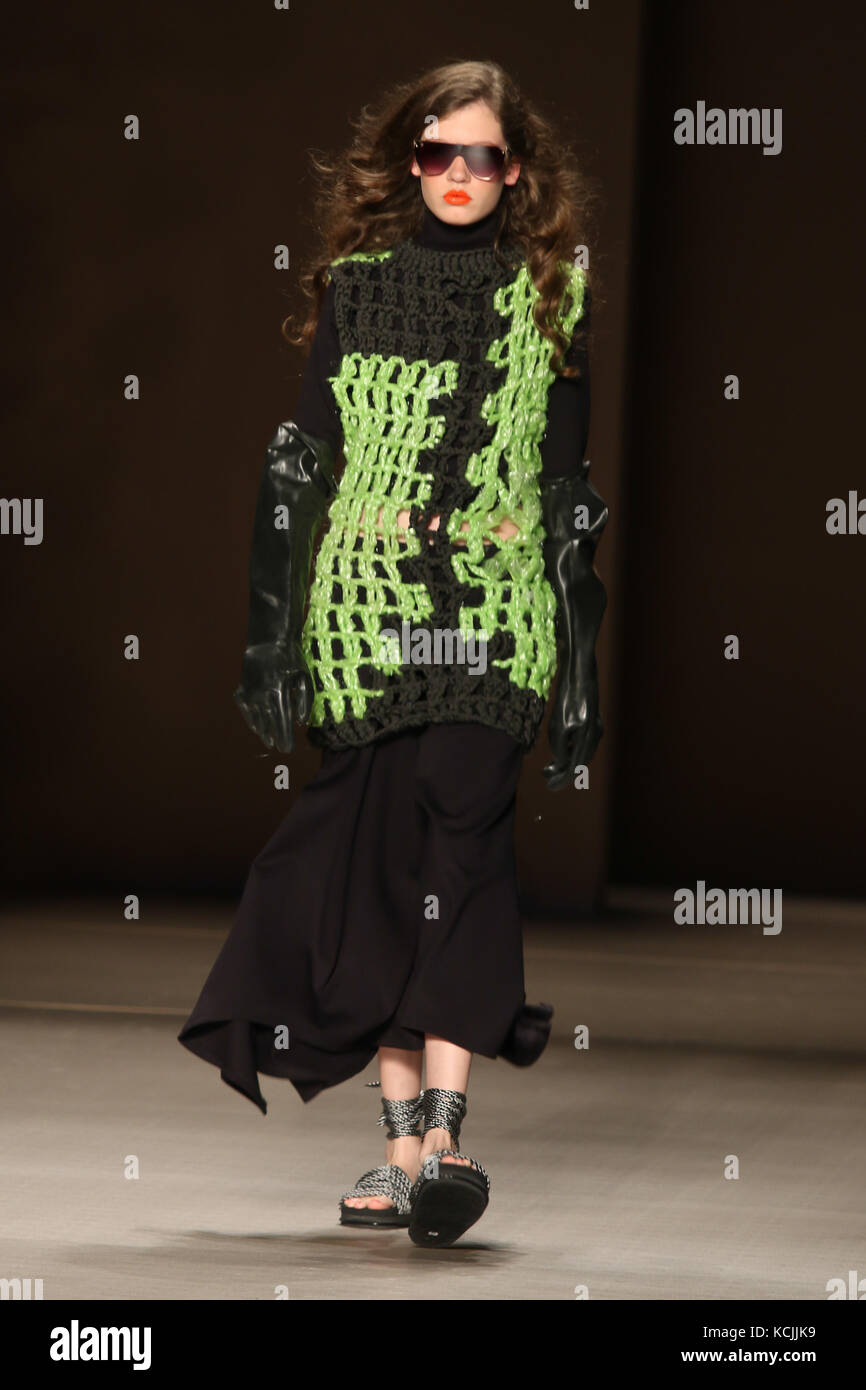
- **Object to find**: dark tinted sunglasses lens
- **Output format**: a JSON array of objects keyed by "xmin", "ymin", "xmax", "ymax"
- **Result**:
[
  {"xmin": 416, "ymin": 142, "xmax": 455, "ymax": 176},
  {"xmin": 466, "ymin": 145, "xmax": 505, "ymax": 179}
]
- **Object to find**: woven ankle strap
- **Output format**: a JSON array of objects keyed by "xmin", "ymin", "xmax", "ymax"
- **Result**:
[
  {"xmin": 364, "ymin": 1082, "xmax": 423, "ymax": 1139},
  {"xmin": 420, "ymin": 1087, "xmax": 467, "ymax": 1148}
]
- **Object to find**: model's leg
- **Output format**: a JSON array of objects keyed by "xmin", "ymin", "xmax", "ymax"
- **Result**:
[
  {"xmin": 418, "ymin": 1035, "xmax": 472, "ymax": 1171},
  {"xmin": 342, "ymin": 1046, "xmax": 423, "ymax": 1210}
]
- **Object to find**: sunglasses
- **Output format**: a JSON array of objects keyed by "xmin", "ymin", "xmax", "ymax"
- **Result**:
[{"xmin": 412, "ymin": 138, "xmax": 512, "ymax": 182}]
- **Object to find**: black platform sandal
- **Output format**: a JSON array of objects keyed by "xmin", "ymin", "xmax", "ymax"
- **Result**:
[
  {"xmin": 408, "ymin": 1087, "xmax": 490, "ymax": 1248},
  {"xmin": 339, "ymin": 1082, "xmax": 423, "ymax": 1229}
]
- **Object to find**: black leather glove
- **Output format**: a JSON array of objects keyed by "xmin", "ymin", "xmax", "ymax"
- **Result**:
[
  {"xmin": 498, "ymin": 1001, "xmax": 554, "ymax": 1067},
  {"xmin": 540, "ymin": 463, "xmax": 609, "ymax": 791},
  {"xmin": 233, "ymin": 420, "xmax": 338, "ymax": 753}
]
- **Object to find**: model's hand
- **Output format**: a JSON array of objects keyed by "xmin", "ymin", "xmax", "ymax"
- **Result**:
[
  {"xmin": 542, "ymin": 670, "xmax": 603, "ymax": 791},
  {"xmin": 233, "ymin": 638, "xmax": 313, "ymax": 754}
]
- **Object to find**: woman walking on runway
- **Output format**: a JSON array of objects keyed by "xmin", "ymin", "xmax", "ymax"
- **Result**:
[{"xmin": 178, "ymin": 58, "xmax": 608, "ymax": 1248}]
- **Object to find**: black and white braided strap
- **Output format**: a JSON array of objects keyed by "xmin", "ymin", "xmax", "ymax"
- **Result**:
[
  {"xmin": 376, "ymin": 1095, "xmax": 423, "ymax": 1140},
  {"xmin": 365, "ymin": 1082, "xmax": 424, "ymax": 1140},
  {"xmin": 339, "ymin": 1163, "xmax": 415, "ymax": 1216},
  {"xmin": 419, "ymin": 1087, "xmax": 468, "ymax": 1146}
]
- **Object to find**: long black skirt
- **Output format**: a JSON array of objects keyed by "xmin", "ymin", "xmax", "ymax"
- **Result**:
[{"xmin": 178, "ymin": 720, "xmax": 552, "ymax": 1112}]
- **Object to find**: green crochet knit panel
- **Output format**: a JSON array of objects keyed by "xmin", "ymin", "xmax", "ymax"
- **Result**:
[
  {"xmin": 449, "ymin": 259, "xmax": 586, "ymax": 694},
  {"xmin": 302, "ymin": 348, "xmax": 455, "ymax": 724},
  {"xmin": 301, "ymin": 251, "xmax": 586, "ymax": 729}
]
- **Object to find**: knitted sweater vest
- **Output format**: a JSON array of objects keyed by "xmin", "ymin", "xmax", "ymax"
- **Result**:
[{"xmin": 300, "ymin": 237, "xmax": 587, "ymax": 752}]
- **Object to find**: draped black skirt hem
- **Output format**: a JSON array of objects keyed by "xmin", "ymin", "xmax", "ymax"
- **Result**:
[
  {"xmin": 177, "ymin": 994, "xmax": 544, "ymax": 1112},
  {"xmin": 177, "ymin": 723, "xmax": 554, "ymax": 1113}
]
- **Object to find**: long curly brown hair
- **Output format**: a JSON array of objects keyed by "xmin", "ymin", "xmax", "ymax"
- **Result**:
[{"xmin": 282, "ymin": 59, "xmax": 601, "ymax": 379}]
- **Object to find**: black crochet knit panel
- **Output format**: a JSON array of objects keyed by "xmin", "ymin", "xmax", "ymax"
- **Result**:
[{"xmin": 300, "ymin": 239, "xmax": 587, "ymax": 752}]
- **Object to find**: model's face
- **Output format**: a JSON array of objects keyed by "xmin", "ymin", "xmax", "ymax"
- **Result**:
[{"xmin": 410, "ymin": 100, "xmax": 520, "ymax": 226}]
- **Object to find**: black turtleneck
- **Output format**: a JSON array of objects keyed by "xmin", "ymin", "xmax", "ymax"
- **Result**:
[
  {"xmin": 294, "ymin": 204, "xmax": 590, "ymax": 476},
  {"xmin": 414, "ymin": 199, "xmax": 503, "ymax": 250}
]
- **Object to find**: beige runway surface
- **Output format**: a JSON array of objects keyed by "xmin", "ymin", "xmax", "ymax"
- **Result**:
[{"xmin": 1, "ymin": 893, "xmax": 864, "ymax": 1300}]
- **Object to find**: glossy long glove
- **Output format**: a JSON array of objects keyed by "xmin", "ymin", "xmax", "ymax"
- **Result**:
[
  {"xmin": 233, "ymin": 420, "xmax": 338, "ymax": 754},
  {"xmin": 540, "ymin": 464, "xmax": 609, "ymax": 791}
]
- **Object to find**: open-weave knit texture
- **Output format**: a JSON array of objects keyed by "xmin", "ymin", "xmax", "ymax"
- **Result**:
[{"xmin": 300, "ymin": 238, "xmax": 586, "ymax": 751}]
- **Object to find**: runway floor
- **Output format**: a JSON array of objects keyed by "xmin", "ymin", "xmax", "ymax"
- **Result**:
[{"xmin": 1, "ymin": 892, "xmax": 864, "ymax": 1300}]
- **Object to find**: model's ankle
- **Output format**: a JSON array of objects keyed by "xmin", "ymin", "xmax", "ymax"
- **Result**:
[
  {"xmin": 386, "ymin": 1134, "xmax": 421, "ymax": 1158},
  {"xmin": 420, "ymin": 1126, "xmax": 454, "ymax": 1151}
]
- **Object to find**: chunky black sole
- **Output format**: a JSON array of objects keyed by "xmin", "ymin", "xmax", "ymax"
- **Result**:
[
  {"xmin": 408, "ymin": 1165, "xmax": 490, "ymax": 1247},
  {"xmin": 339, "ymin": 1202, "xmax": 409, "ymax": 1228}
]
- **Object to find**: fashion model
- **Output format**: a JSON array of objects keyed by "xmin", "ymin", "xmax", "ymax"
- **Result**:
[{"xmin": 178, "ymin": 59, "xmax": 608, "ymax": 1248}]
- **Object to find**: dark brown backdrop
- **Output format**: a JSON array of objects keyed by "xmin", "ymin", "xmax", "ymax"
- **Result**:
[
  {"xmin": 608, "ymin": 0, "xmax": 866, "ymax": 898},
  {"xmin": 1, "ymin": 1, "xmax": 862, "ymax": 909}
]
